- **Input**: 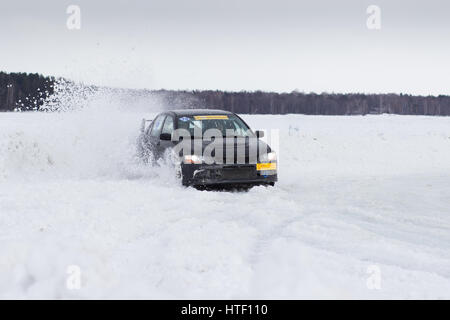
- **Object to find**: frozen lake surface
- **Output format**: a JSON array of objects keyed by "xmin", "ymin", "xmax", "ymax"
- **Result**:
[{"xmin": 1, "ymin": 110, "xmax": 449, "ymax": 299}]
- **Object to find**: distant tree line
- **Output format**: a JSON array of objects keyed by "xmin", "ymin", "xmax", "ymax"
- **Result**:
[
  {"xmin": 170, "ymin": 90, "xmax": 450, "ymax": 116},
  {"xmin": 1, "ymin": 72, "xmax": 450, "ymax": 115},
  {"xmin": 0, "ymin": 72, "xmax": 55, "ymax": 111}
]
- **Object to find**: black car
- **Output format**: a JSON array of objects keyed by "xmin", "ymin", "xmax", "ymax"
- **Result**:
[{"xmin": 137, "ymin": 109, "xmax": 277, "ymax": 189}]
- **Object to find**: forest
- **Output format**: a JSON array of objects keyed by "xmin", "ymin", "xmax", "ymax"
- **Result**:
[{"xmin": 1, "ymin": 71, "xmax": 449, "ymax": 115}]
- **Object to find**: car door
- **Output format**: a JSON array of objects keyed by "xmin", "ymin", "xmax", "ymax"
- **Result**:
[
  {"xmin": 147, "ymin": 114, "xmax": 166, "ymax": 159},
  {"xmin": 157, "ymin": 115, "xmax": 175, "ymax": 156}
]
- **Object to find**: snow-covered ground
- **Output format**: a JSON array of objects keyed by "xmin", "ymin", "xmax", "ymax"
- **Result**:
[{"xmin": 1, "ymin": 106, "xmax": 450, "ymax": 299}]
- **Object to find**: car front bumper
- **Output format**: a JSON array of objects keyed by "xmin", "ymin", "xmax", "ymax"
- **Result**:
[{"xmin": 181, "ymin": 163, "xmax": 277, "ymax": 187}]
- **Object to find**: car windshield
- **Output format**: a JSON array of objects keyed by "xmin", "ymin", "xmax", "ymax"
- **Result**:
[{"xmin": 177, "ymin": 115, "xmax": 254, "ymax": 138}]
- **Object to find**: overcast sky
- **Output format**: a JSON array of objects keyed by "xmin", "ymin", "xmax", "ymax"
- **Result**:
[{"xmin": 1, "ymin": 0, "xmax": 449, "ymax": 94}]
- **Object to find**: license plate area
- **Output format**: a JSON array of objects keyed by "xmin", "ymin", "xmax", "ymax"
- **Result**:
[
  {"xmin": 221, "ymin": 166, "xmax": 255, "ymax": 180},
  {"xmin": 256, "ymin": 163, "xmax": 277, "ymax": 171}
]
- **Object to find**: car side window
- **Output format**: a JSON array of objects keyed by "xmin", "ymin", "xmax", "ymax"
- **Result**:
[
  {"xmin": 161, "ymin": 116, "xmax": 174, "ymax": 135},
  {"xmin": 150, "ymin": 115, "xmax": 166, "ymax": 137}
]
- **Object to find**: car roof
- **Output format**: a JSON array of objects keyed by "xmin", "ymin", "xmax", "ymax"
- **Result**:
[{"xmin": 166, "ymin": 109, "xmax": 234, "ymax": 117}]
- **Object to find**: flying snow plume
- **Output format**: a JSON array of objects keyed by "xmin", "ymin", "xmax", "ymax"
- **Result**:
[{"xmin": 0, "ymin": 79, "xmax": 178, "ymax": 182}]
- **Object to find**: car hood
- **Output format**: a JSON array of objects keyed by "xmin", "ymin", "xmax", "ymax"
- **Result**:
[{"xmin": 178, "ymin": 137, "xmax": 273, "ymax": 163}]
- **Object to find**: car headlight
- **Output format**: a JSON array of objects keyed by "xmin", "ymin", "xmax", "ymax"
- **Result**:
[
  {"xmin": 183, "ymin": 154, "xmax": 204, "ymax": 164},
  {"xmin": 260, "ymin": 151, "xmax": 277, "ymax": 162}
]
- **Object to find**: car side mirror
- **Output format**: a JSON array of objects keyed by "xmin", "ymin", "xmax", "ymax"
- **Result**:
[
  {"xmin": 255, "ymin": 130, "xmax": 264, "ymax": 138},
  {"xmin": 160, "ymin": 133, "xmax": 172, "ymax": 141}
]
